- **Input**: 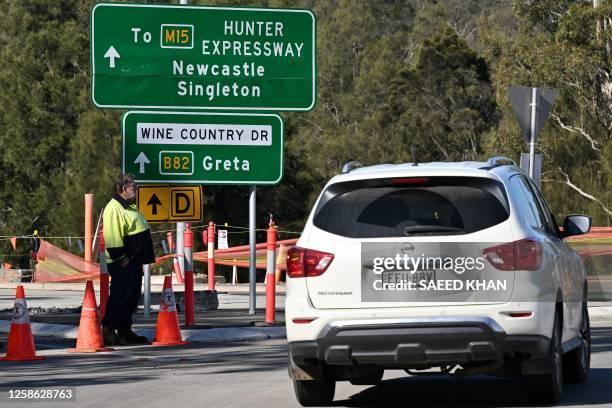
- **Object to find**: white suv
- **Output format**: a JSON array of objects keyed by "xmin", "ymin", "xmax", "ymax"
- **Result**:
[{"xmin": 286, "ymin": 157, "xmax": 591, "ymax": 406}]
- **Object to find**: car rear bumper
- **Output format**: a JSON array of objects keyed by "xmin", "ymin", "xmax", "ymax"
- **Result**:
[{"xmin": 289, "ymin": 316, "xmax": 550, "ymax": 368}]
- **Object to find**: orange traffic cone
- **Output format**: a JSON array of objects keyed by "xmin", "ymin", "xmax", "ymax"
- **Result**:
[
  {"xmin": 152, "ymin": 276, "xmax": 187, "ymax": 346},
  {"xmin": 68, "ymin": 280, "xmax": 113, "ymax": 353},
  {"xmin": 0, "ymin": 286, "xmax": 46, "ymax": 361}
]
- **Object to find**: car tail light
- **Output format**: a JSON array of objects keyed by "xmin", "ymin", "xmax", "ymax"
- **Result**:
[
  {"xmin": 515, "ymin": 239, "xmax": 543, "ymax": 270},
  {"xmin": 482, "ymin": 239, "xmax": 542, "ymax": 271},
  {"xmin": 508, "ymin": 312, "xmax": 533, "ymax": 318},
  {"xmin": 292, "ymin": 318, "xmax": 316, "ymax": 324},
  {"xmin": 286, "ymin": 246, "xmax": 334, "ymax": 278}
]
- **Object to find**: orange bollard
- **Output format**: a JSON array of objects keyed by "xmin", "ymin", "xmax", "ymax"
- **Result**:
[
  {"xmin": 183, "ymin": 223, "xmax": 195, "ymax": 326},
  {"xmin": 0, "ymin": 286, "xmax": 46, "ymax": 361},
  {"xmin": 152, "ymin": 276, "xmax": 188, "ymax": 346},
  {"xmin": 207, "ymin": 221, "xmax": 216, "ymax": 291},
  {"xmin": 68, "ymin": 280, "xmax": 113, "ymax": 353},
  {"xmin": 172, "ymin": 257, "xmax": 184, "ymax": 285},
  {"xmin": 265, "ymin": 222, "xmax": 277, "ymax": 323},
  {"xmin": 167, "ymin": 232, "xmax": 175, "ymax": 253}
]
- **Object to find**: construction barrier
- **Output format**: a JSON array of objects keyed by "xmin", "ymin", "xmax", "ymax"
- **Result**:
[
  {"xmin": 192, "ymin": 238, "xmax": 299, "ymax": 271},
  {"xmin": 567, "ymin": 226, "xmax": 612, "ymax": 241},
  {"xmin": 28, "ymin": 223, "xmax": 612, "ymax": 284},
  {"xmin": 171, "ymin": 257, "xmax": 184, "ymax": 285},
  {"xmin": 33, "ymin": 239, "xmax": 176, "ymax": 283},
  {"xmin": 99, "ymin": 227, "xmax": 109, "ymax": 319}
]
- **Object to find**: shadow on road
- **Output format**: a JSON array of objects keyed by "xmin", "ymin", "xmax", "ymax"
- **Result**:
[
  {"xmin": 592, "ymin": 326, "xmax": 612, "ymax": 353},
  {"xmin": 335, "ymin": 368, "xmax": 612, "ymax": 407},
  {"xmin": 0, "ymin": 342, "xmax": 288, "ymax": 388},
  {"xmin": 334, "ymin": 326, "xmax": 612, "ymax": 407}
]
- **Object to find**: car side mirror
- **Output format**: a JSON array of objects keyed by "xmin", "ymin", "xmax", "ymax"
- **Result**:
[{"xmin": 561, "ymin": 215, "xmax": 591, "ymax": 238}]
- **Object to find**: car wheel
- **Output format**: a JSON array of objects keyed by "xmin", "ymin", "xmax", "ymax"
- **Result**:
[
  {"xmin": 563, "ymin": 301, "xmax": 591, "ymax": 383},
  {"xmin": 293, "ymin": 376, "xmax": 335, "ymax": 407},
  {"xmin": 525, "ymin": 310, "xmax": 563, "ymax": 404}
]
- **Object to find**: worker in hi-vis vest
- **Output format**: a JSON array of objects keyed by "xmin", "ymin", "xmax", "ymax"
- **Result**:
[{"xmin": 102, "ymin": 174, "xmax": 155, "ymax": 345}]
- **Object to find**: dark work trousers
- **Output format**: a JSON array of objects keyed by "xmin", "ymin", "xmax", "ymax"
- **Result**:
[{"xmin": 102, "ymin": 260, "xmax": 143, "ymax": 331}]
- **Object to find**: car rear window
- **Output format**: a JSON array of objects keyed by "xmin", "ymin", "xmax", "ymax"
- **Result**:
[{"xmin": 313, "ymin": 177, "xmax": 509, "ymax": 238}]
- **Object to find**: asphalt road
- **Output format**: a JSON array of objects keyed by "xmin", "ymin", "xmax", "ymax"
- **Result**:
[
  {"xmin": 0, "ymin": 289, "xmax": 285, "ymax": 311},
  {"xmin": 1, "ymin": 321, "xmax": 611, "ymax": 408},
  {"xmin": 588, "ymin": 277, "xmax": 612, "ymax": 301}
]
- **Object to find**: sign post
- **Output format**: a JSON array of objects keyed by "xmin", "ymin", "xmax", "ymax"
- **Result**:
[
  {"xmin": 91, "ymin": 3, "xmax": 316, "ymax": 111},
  {"xmin": 529, "ymin": 88, "xmax": 537, "ymax": 178},
  {"xmin": 520, "ymin": 153, "xmax": 543, "ymax": 188},
  {"xmin": 508, "ymin": 86, "xmax": 558, "ymax": 181},
  {"xmin": 249, "ymin": 186, "xmax": 256, "ymax": 315}
]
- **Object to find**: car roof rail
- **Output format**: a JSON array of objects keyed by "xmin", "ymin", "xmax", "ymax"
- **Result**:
[
  {"xmin": 483, "ymin": 156, "xmax": 516, "ymax": 169},
  {"xmin": 341, "ymin": 161, "xmax": 363, "ymax": 174}
]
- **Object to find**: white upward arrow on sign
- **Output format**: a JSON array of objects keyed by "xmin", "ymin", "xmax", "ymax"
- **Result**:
[
  {"xmin": 134, "ymin": 152, "xmax": 150, "ymax": 174},
  {"xmin": 104, "ymin": 46, "xmax": 120, "ymax": 68}
]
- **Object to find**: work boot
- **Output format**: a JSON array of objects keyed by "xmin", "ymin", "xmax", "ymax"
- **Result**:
[
  {"xmin": 102, "ymin": 325, "xmax": 116, "ymax": 346},
  {"xmin": 117, "ymin": 328, "xmax": 150, "ymax": 345},
  {"xmin": 102, "ymin": 325, "xmax": 127, "ymax": 346}
]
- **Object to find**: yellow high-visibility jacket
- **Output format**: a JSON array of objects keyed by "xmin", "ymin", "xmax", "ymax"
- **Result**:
[{"xmin": 103, "ymin": 194, "xmax": 155, "ymax": 265}]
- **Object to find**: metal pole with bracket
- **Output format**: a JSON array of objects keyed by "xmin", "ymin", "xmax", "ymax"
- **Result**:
[
  {"xmin": 529, "ymin": 87, "xmax": 537, "ymax": 179},
  {"xmin": 249, "ymin": 186, "xmax": 257, "ymax": 315}
]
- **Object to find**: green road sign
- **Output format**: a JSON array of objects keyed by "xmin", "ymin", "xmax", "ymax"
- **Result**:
[
  {"xmin": 122, "ymin": 112, "xmax": 283, "ymax": 185},
  {"xmin": 91, "ymin": 3, "xmax": 316, "ymax": 111}
]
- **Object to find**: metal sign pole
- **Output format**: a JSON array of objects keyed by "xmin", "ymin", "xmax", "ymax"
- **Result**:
[
  {"xmin": 508, "ymin": 85, "xmax": 557, "ymax": 182},
  {"xmin": 162, "ymin": 0, "xmax": 188, "ymax": 318},
  {"xmin": 177, "ymin": 0, "xmax": 189, "ymax": 278},
  {"xmin": 184, "ymin": 223, "xmax": 194, "ymax": 325},
  {"xmin": 176, "ymin": 222, "xmax": 185, "ymax": 275},
  {"xmin": 249, "ymin": 186, "xmax": 257, "ymax": 315},
  {"xmin": 529, "ymin": 87, "xmax": 537, "ymax": 178}
]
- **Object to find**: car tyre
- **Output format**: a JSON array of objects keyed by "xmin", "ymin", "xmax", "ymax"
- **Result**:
[
  {"xmin": 525, "ymin": 310, "xmax": 563, "ymax": 404},
  {"xmin": 293, "ymin": 376, "xmax": 335, "ymax": 407},
  {"xmin": 563, "ymin": 301, "xmax": 590, "ymax": 383}
]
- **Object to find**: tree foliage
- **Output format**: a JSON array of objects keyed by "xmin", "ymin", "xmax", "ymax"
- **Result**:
[
  {"xmin": 482, "ymin": 0, "xmax": 612, "ymax": 222},
  {"xmin": 0, "ymin": 0, "xmax": 610, "ymax": 264}
]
